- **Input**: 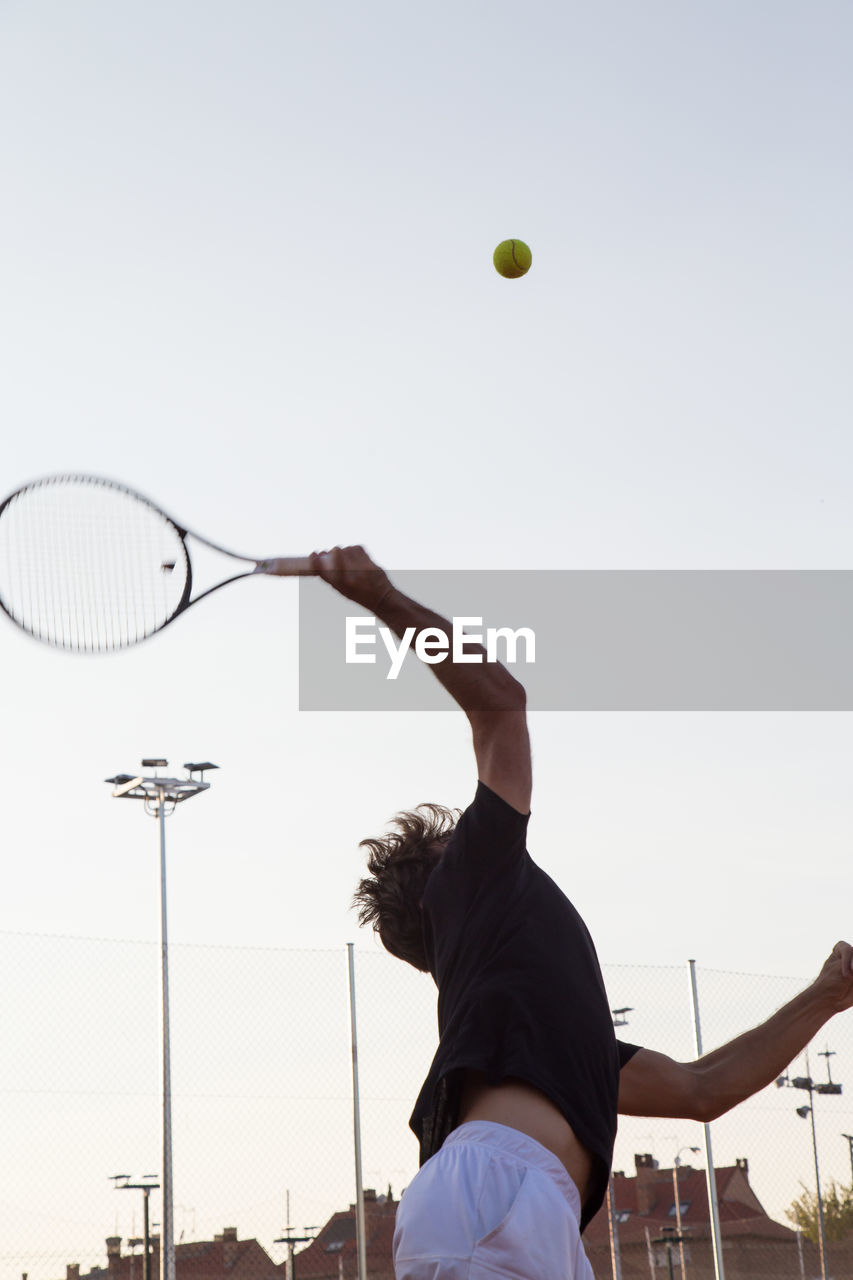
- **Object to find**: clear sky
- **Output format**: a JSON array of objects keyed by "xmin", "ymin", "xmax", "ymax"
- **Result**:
[{"xmin": 1, "ymin": 0, "xmax": 853, "ymax": 1272}]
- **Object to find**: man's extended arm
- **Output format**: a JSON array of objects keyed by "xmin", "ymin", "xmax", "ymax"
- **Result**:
[
  {"xmin": 311, "ymin": 546, "xmax": 531, "ymax": 813},
  {"xmin": 618, "ymin": 941, "xmax": 853, "ymax": 1121}
]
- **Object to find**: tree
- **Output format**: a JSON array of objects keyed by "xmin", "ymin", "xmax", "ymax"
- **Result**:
[{"xmin": 785, "ymin": 1180, "xmax": 853, "ymax": 1242}]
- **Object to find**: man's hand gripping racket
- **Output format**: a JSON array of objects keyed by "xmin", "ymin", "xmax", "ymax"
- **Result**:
[{"xmin": 310, "ymin": 545, "xmax": 395, "ymax": 613}]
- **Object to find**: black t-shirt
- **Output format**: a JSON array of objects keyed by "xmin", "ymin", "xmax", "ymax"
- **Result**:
[{"xmin": 409, "ymin": 781, "xmax": 640, "ymax": 1231}]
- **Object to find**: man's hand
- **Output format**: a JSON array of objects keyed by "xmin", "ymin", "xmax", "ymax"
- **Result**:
[
  {"xmin": 811, "ymin": 941, "xmax": 853, "ymax": 1013},
  {"xmin": 311, "ymin": 545, "xmax": 394, "ymax": 613}
]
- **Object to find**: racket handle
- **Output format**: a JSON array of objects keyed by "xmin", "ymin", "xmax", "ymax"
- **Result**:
[{"xmin": 256, "ymin": 556, "xmax": 316, "ymax": 577}]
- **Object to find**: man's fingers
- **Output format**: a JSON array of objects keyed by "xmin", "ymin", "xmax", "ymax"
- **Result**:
[
  {"xmin": 308, "ymin": 545, "xmax": 391, "ymax": 609},
  {"xmin": 830, "ymin": 940, "xmax": 853, "ymax": 978},
  {"xmin": 839, "ymin": 941, "xmax": 853, "ymax": 978}
]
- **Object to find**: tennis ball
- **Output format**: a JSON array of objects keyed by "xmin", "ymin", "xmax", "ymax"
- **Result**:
[{"xmin": 493, "ymin": 239, "xmax": 532, "ymax": 279}]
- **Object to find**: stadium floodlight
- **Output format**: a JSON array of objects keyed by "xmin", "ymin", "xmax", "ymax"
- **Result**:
[
  {"xmin": 105, "ymin": 759, "xmax": 216, "ymax": 1280},
  {"xmin": 110, "ymin": 776, "xmax": 144, "ymax": 798},
  {"xmin": 184, "ymin": 761, "xmax": 219, "ymax": 779}
]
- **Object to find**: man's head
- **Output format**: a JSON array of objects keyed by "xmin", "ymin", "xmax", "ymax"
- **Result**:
[{"xmin": 353, "ymin": 803, "xmax": 460, "ymax": 972}]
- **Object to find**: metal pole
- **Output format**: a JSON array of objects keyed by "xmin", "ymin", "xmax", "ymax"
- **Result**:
[
  {"xmin": 673, "ymin": 1166, "xmax": 686, "ymax": 1275},
  {"xmin": 644, "ymin": 1227, "xmax": 656, "ymax": 1280},
  {"xmin": 640, "ymin": 1228, "xmax": 653, "ymax": 1280},
  {"xmin": 607, "ymin": 1175, "xmax": 622, "ymax": 1280},
  {"xmin": 807, "ymin": 1096, "xmax": 828, "ymax": 1280},
  {"xmin": 687, "ymin": 961, "xmax": 726, "ymax": 1280},
  {"xmin": 796, "ymin": 1227, "xmax": 806, "ymax": 1280},
  {"xmin": 159, "ymin": 790, "xmax": 175, "ymax": 1280},
  {"xmin": 142, "ymin": 1187, "xmax": 151, "ymax": 1280},
  {"xmin": 347, "ymin": 944, "xmax": 367, "ymax": 1280},
  {"xmin": 285, "ymin": 1191, "xmax": 293, "ymax": 1280}
]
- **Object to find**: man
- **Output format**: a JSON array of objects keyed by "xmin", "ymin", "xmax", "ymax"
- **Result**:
[{"xmin": 313, "ymin": 546, "xmax": 853, "ymax": 1280}]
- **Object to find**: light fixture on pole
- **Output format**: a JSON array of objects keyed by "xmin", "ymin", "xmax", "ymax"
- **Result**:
[
  {"xmin": 105, "ymin": 759, "xmax": 217, "ymax": 1280},
  {"xmin": 111, "ymin": 1174, "xmax": 159, "ymax": 1280},
  {"xmin": 776, "ymin": 1046, "xmax": 842, "ymax": 1280},
  {"xmin": 672, "ymin": 1146, "xmax": 700, "ymax": 1276}
]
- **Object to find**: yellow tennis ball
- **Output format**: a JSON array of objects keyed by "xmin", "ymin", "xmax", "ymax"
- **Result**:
[{"xmin": 493, "ymin": 239, "xmax": 532, "ymax": 279}]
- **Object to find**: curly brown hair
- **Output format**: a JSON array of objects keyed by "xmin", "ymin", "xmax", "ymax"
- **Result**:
[{"xmin": 353, "ymin": 803, "xmax": 460, "ymax": 972}]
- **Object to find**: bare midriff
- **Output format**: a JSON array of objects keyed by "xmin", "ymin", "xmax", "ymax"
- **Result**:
[{"xmin": 458, "ymin": 1070, "xmax": 594, "ymax": 1202}]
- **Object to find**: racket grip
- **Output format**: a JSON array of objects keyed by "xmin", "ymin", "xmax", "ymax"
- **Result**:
[{"xmin": 257, "ymin": 556, "xmax": 316, "ymax": 577}]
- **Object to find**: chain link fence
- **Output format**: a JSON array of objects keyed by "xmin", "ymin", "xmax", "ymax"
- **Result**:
[{"xmin": 3, "ymin": 932, "xmax": 853, "ymax": 1280}]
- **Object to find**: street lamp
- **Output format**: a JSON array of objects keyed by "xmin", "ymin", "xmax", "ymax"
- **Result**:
[
  {"xmin": 672, "ymin": 1146, "xmax": 700, "ymax": 1276},
  {"xmin": 105, "ymin": 759, "xmax": 217, "ymax": 1280},
  {"xmin": 776, "ymin": 1047, "xmax": 843, "ymax": 1280},
  {"xmin": 111, "ymin": 1175, "xmax": 159, "ymax": 1280}
]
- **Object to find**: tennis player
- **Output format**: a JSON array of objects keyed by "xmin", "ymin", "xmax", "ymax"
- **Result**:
[{"xmin": 313, "ymin": 546, "xmax": 853, "ymax": 1280}]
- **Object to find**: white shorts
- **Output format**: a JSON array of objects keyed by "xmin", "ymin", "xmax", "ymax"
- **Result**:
[{"xmin": 393, "ymin": 1120, "xmax": 595, "ymax": 1280}]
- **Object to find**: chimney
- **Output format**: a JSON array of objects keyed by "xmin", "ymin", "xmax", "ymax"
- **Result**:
[
  {"xmin": 218, "ymin": 1227, "xmax": 238, "ymax": 1270},
  {"xmin": 105, "ymin": 1233, "xmax": 122, "ymax": 1274},
  {"xmin": 67, "ymin": 1267, "xmax": 80, "ymax": 1280},
  {"xmin": 350, "ymin": 1191, "xmax": 378, "ymax": 1210},
  {"xmin": 735, "ymin": 1157, "xmax": 749, "ymax": 1173},
  {"xmin": 634, "ymin": 1154, "xmax": 660, "ymax": 1216}
]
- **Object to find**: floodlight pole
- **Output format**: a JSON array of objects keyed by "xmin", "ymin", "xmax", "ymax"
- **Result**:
[
  {"xmin": 777, "ymin": 1047, "xmax": 843, "ymax": 1280},
  {"xmin": 158, "ymin": 786, "xmax": 174, "ymax": 1280},
  {"xmin": 806, "ymin": 1095, "xmax": 828, "ymax": 1280},
  {"xmin": 106, "ymin": 761, "xmax": 217, "ymax": 1280}
]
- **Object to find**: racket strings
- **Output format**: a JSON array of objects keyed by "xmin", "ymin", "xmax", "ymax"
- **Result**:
[{"xmin": 0, "ymin": 479, "xmax": 190, "ymax": 650}]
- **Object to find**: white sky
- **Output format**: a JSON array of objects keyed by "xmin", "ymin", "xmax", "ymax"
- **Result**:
[{"xmin": 2, "ymin": 0, "xmax": 853, "ymax": 1271}]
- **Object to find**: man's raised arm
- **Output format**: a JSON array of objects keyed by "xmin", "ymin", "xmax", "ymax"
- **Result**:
[
  {"xmin": 618, "ymin": 941, "xmax": 853, "ymax": 1121},
  {"xmin": 312, "ymin": 546, "xmax": 531, "ymax": 814}
]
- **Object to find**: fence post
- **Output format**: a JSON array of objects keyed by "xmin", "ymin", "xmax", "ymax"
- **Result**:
[
  {"xmin": 688, "ymin": 960, "xmax": 726, "ymax": 1280},
  {"xmin": 348, "ymin": 944, "xmax": 368, "ymax": 1280},
  {"xmin": 607, "ymin": 1174, "xmax": 623, "ymax": 1279}
]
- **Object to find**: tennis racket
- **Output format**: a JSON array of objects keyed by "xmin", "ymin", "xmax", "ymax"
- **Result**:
[{"xmin": 0, "ymin": 474, "xmax": 314, "ymax": 652}]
